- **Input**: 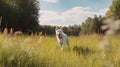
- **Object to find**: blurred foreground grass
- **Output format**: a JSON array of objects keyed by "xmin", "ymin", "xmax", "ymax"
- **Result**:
[{"xmin": 0, "ymin": 34, "xmax": 120, "ymax": 67}]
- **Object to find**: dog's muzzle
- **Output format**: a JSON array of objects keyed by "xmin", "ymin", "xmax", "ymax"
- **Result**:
[{"xmin": 58, "ymin": 34, "xmax": 62, "ymax": 39}]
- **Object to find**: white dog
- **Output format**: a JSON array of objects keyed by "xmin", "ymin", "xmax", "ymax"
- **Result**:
[{"xmin": 55, "ymin": 27, "xmax": 69, "ymax": 51}]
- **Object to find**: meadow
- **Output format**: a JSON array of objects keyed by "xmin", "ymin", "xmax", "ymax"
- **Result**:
[{"xmin": 0, "ymin": 34, "xmax": 120, "ymax": 67}]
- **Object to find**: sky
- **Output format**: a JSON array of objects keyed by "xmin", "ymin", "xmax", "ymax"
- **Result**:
[{"xmin": 39, "ymin": 0, "xmax": 112, "ymax": 26}]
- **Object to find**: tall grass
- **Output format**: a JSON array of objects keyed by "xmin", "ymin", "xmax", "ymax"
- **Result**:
[{"xmin": 0, "ymin": 34, "xmax": 120, "ymax": 67}]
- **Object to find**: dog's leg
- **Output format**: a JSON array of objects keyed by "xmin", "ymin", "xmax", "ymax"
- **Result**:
[
  {"xmin": 66, "ymin": 39, "xmax": 69, "ymax": 46},
  {"xmin": 59, "ymin": 42, "xmax": 63, "ymax": 47},
  {"xmin": 61, "ymin": 44, "xmax": 65, "ymax": 51}
]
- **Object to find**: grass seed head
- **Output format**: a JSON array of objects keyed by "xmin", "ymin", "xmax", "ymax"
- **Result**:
[{"xmin": 3, "ymin": 27, "xmax": 8, "ymax": 36}]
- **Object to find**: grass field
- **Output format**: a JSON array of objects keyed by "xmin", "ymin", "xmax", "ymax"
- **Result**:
[{"xmin": 0, "ymin": 34, "xmax": 120, "ymax": 67}]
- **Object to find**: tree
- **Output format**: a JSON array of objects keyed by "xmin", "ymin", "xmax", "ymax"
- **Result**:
[
  {"xmin": 81, "ymin": 15, "xmax": 103, "ymax": 34},
  {"xmin": 0, "ymin": 0, "xmax": 40, "ymax": 33},
  {"xmin": 106, "ymin": 0, "xmax": 120, "ymax": 20}
]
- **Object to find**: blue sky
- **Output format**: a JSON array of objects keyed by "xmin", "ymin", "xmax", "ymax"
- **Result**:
[{"xmin": 39, "ymin": 0, "xmax": 112, "ymax": 26}]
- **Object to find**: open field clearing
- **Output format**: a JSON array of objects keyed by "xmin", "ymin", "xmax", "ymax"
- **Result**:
[{"xmin": 0, "ymin": 34, "xmax": 120, "ymax": 67}]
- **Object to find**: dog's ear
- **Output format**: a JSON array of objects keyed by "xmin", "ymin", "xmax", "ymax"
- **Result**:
[{"xmin": 55, "ymin": 26, "xmax": 59, "ymax": 30}]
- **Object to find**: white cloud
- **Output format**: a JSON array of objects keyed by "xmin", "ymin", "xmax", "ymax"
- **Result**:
[
  {"xmin": 43, "ymin": 0, "xmax": 58, "ymax": 3},
  {"xmin": 39, "ymin": 7, "xmax": 109, "ymax": 26},
  {"xmin": 98, "ymin": 8, "xmax": 109, "ymax": 16},
  {"xmin": 40, "ymin": 10, "xmax": 61, "ymax": 26}
]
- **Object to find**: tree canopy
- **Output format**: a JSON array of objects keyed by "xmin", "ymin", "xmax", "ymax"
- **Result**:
[
  {"xmin": 81, "ymin": 15, "xmax": 104, "ymax": 34},
  {"xmin": 0, "ymin": 0, "xmax": 40, "ymax": 33},
  {"xmin": 106, "ymin": 0, "xmax": 120, "ymax": 20}
]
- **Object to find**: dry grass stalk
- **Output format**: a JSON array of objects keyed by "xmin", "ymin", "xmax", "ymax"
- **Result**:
[
  {"xmin": 14, "ymin": 31, "xmax": 23, "ymax": 36},
  {"xmin": 100, "ymin": 18, "xmax": 120, "ymax": 52},
  {"xmin": 3, "ymin": 28, "xmax": 8, "ymax": 35},
  {"xmin": 10, "ymin": 28, "xmax": 13, "ymax": 35},
  {"xmin": 24, "ymin": 37, "xmax": 32, "ymax": 44},
  {"xmin": 37, "ymin": 35, "xmax": 43, "ymax": 46},
  {"xmin": 31, "ymin": 32, "xmax": 33, "ymax": 36},
  {"xmin": 38, "ymin": 32, "xmax": 42, "ymax": 36},
  {"xmin": 35, "ymin": 32, "xmax": 38, "ymax": 36}
]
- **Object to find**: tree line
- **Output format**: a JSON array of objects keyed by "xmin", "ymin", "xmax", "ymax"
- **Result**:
[
  {"xmin": 38, "ymin": 25, "xmax": 81, "ymax": 36},
  {"xmin": 40, "ymin": 15, "xmax": 104, "ymax": 36}
]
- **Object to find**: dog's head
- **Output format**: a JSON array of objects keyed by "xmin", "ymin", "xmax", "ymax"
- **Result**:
[{"xmin": 55, "ymin": 27, "xmax": 63, "ymax": 39}]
